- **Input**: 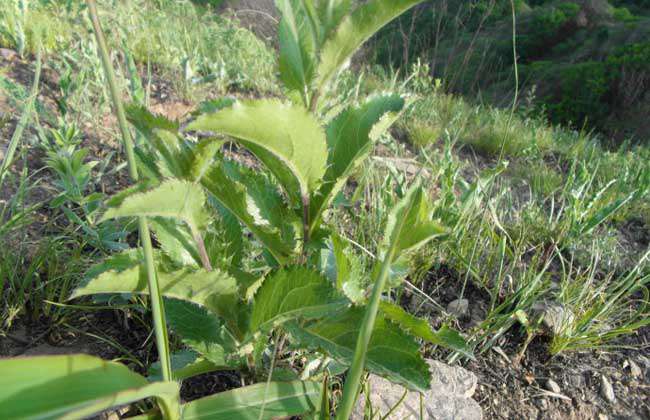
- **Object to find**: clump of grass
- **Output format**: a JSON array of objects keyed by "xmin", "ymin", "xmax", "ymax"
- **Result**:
[
  {"xmin": 508, "ymin": 160, "xmax": 563, "ymax": 198},
  {"xmin": 549, "ymin": 250, "xmax": 650, "ymax": 354},
  {"xmin": 462, "ymin": 109, "xmax": 554, "ymax": 158}
]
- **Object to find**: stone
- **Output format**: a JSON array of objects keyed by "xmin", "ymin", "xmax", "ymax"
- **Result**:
[
  {"xmin": 629, "ymin": 360, "xmax": 643, "ymax": 379},
  {"xmin": 600, "ymin": 375, "xmax": 616, "ymax": 403},
  {"xmin": 531, "ymin": 302, "xmax": 575, "ymax": 335},
  {"xmin": 352, "ymin": 360, "xmax": 482, "ymax": 420},
  {"xmin": 0, "ymin": 48, "xmax": 18, "ymax": 60},
  {"xmin": 545, "ymin": 379, "xmax": 561, "ymax": 394},
  {"xmin": 447, "ymin": 299, "xmax": 469, "ymax": 319}
]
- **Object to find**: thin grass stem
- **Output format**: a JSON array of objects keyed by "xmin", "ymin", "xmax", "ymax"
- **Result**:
[{"xmin": 86, "ymin": 0, "xmax": 173, "ymax": 385}]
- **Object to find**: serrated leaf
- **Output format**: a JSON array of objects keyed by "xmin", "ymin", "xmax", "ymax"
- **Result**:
[
  {"xmin": 187, "ymin": 99, "xmax": 327, "ymax": 199},
  {"xmin": 315, "ymin": 0, "xmax": 425, "ymax": 91},
  {"xmin": 83, "ymin": 248, "xmax": 143, "ymax": 280},
  {"xmin": 149, "ymin": 218, "xmax": 201, "ymax": 267},
  {"xmin": 249, "ymin": 267, "xmax": 348, "ymax": 334},
  {"xmin": 380, "ymin": 182, "xmax": 446, "ymax": 262},
  {"xmin": 101, "ymin": 179, "xmax": 209, "ymax": 240},
  {"xmin": 212, "ymin": 200, "xmax": 245, "ymax": 267},
  {"xmin": 126, "ymin": 104, "xmax": 191, "ymax": 178},
  {"xmin": 276, "ymin": 0, "xmax": 317, "ymax": 98},
  {"xmin": 190, "ymin": 138, "xmax": 223, "ymax": 182},
  {"xmin": 202, "ymin": 159, "xmax": 298, "ymax": 264},
  {"xmin": 310, "ymin": 94, "xmax": 406, "ymax": 230},
  {"xmin": 286, "ymin": 307, "xmax": 430, "ymax": 391},
  {"xmin": 0, "ymin": 354, "xmax": 179, "ymax": 420},
  {"xmin": 71, "ymin": 261, "xmax": 238, "ymax": 323},
  {"xmin": 180, "ymin": 381, "xmax": 321, "ymax": 420},
  {"xmin": 380, "ymin": 301, "xmax": 473, "ymax": 359},
  {"xmin": 165, "ymin": 299, "xmax": 241, "ymax": 365}
]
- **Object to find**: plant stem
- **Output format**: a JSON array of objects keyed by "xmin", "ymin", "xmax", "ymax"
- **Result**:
[
  {"xmin": 336, "ymin": 245, "xmax": 396, "ymax": 419},
  {"xmin": 86, "ymin": 0, "xmax": 173, "ymax": 383},
  {"xmin": 301, "ymin": 194, "xmax": 310, "ymax": 257}
]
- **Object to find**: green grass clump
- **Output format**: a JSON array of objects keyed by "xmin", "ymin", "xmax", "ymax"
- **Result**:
[{"xmin": 462, "ymin": 109, "xmax": 554, "ymax": 158}]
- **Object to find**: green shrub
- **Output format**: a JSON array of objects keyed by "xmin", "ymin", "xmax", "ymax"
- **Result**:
[
  {"xmin": 613, "ymin": 6, "xmax": 636, "ymax": 21},
  {"xmin": 518, "ymin": 4, "xmax": 578, "ymax": 61},
  {"xmin": 546, "ymin": 61, "xmax": 610, "ymax": 126}
]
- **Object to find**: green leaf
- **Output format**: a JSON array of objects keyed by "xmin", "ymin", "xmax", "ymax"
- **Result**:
[
  {"xmin": 315, "ymin": 0, "xmax": 425, "ymax": 91},
  {"xmin": 83, "ymin": 248, "xmax": 143, "ymax": 280},
  {"xmin": 317, "ymin": 0, "xmax": 352, "ymax": 40},
  {"xmin": 71, "ymin": 261, "xmax": 238, "ymax": 323},
  {"xmin": 276, "ymin": 0, "xmax": 317, "ymax": 98},
  {"xmin": 149, "ymin": 218, "xmax": 201, "ymax": 267},
  {"xmin": 190, "ymin": 138, "xmax": 223, "ymax": 182},
  {"xmin": 126, "ymin": 104, "xmax": 191, "ymax": 178},
  {"xmin": 380, "ymin": 182, "xmax": 446, "ymax": 262},
  {"xmin": 310, "ymin": 94, "xmax": 406, "ymax": 229},
  {"xmin": 380, "ymin": 301, "xmax": 473, "ymax": 359},
  {"xmin": 286, "ymin": 307, "xmax": 431, "ymax": 391},
  {"xmin": 101, "ymin": 179, "xmax": 210, "ymax": 240},
  {"xmin": 165, "ymin": 299, "xmax": 241, "ymax": 366},
  {"xmin": 187, "ymin": 99, "xmax": 327, "ymax": 199},
  {"xmin": 148, "ymin": 350, "xmax": 220, "ymax": 382},
  {"xmin": 180, "ymin": 381, "xmax": 321, "ymax": 420},
  {"xmin": 202, "ymin": 159, "xmax": 299, "ymax": 264},
  {"xmin": 0, "ymin": 354, "xmax": 179, "ymax": 420},
  {"xmin": 249, "ymin": 267, "xmax": 348, "ymax": 334}
]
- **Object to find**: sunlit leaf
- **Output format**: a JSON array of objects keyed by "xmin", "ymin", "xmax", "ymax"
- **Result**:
[
  {"xmin": 380, "ymin": 301, "xmax": 473, "ymax": 359},
  {"xmin": 277, "ymin": 0, "xmax": 317, "ymax": 98},
  {"xmin": 380, "ymin": 182, "xmax": 446, "ymax": 262},
  {"xmin": 310, "ymin": 94, "xmax": 406, "ymax": 229},
  {"xmin": 286, "ymin": 307, "xmax": 431, "ymax": 391},
  {"xmin": 0, "ymin": 354, "xmax": 179, "ymax": 420},
  {"xmin": 101, "ymin": 179, "xmax": 209, "ymax": 241},
  {"xmin": 315, "ymin": 0, "xmax": 426, "ymax": 91},
  {"xmin": 181, "ymin": 381, "xmax": 321, "ymax": 420},
  {"xmin": 187, "ymin": 99, "xmax": 327, "ymax": 200},
  {"xmin": 249, "ymin": 267, "xmax": 348, "ymax": 334},
  {"xmin": 202, "ymin": 159, "xmax": 299, "ymax": 264},
  {"xmin": 72, "ymin": 260, "xmax": 238, "ymax": 322}
]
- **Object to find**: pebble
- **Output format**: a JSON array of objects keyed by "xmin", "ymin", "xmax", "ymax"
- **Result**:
[
  {"xmin": 0, "ymin": 48, "xmax": 18, "ymax": 60},
  {"xmin": 629, "ymin": 360, "xmax": 643, "ymax": 379},
  {"xmin": 545, "ymin": 379, "xmax": 561, "ymax": 394},
  {"xmin": 537, "ymin": 398, "xmax": 549, "ymax": 411},
  {"xmin": 447, "ymin": 298, "xmax": 469, "ymax": 318},
  {"xmin": 600, "ymin": 375, "xmax": 616, "ymax": 403}
]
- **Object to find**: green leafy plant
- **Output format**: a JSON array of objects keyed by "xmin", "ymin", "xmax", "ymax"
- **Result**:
[{"xmin": 1, "ymin": 0, "xmax": 470, "ymax": 418}]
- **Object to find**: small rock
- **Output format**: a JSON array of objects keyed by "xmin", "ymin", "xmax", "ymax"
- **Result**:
[
  {"xmin": 545, "ymin": 379, "xmax": 561, "ymax": 394},
  {"xmin": 352, "ymin": 360, "xmax": 482, "ymax": 419},
  {"xmin": 600, "ymin": 375, "xmax": 616, "ymax": 403},
  {"xmin": 532, "ymin": 302, "xmax": 575, "ymax": 335},
  {"xmin": 598, "ymin": 414, "xmax": 608, "ymax": 420},
  {"xmin": 537, "ymin": 398, "xmax": 549, "ymax": 411},
  {"xmin": 0, "ymin": 48, "xmax": 18, "ymax": 60},
  {"xmin": 629, "ymin": 360, "xmax": 643, "ymax": 379},
  {"xmin": 447, "ymin": 298, "xmax": 469, "ymax": 319}
]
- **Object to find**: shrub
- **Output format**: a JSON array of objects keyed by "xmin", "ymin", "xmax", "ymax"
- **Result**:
[{"xmin": 546, "ymin": 61, "xmax": 610, "ymax": 127}]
